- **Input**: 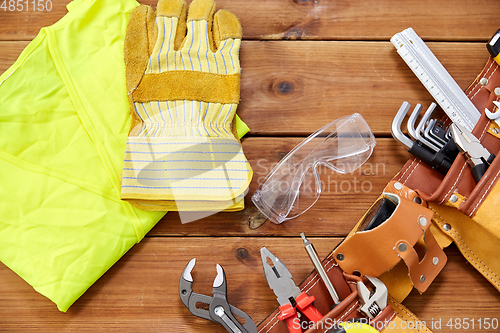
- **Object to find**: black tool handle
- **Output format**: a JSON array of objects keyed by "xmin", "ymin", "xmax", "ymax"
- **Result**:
[
  {"xmin": 408, "ymin": 141, "xmax": 439, "ymax": 170},
  {"xmin": 408, "ymin": 140, "xmax": 457, "ymax": 175},
  {"xmin": 429, "ymin": 138, "xmax": 459, "ymax": 174},
  {"xmin": 471, "ymin": 154, "xmax": 495, "ymax": 183},
  {"xmin": 439, "ymin": 137, "xmax": 459, "ymax": 161},
  {"xmin": 487, "ymin": 29, "xmax": 500, "ymax": 58}
]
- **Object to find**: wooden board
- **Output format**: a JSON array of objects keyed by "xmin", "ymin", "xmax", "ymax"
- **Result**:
[
  {"xmin": 238, "ymin": 41, "xmax": 488, "ymax": 136},
  {"xmin": 0, "ymin": 41, "xmax": 489, "ymax": 135},
  {"xmin": 0, "ymin": 0, "xmax": 499, "ymax": 41},
  {"xmin": 0, "ymin": 238, "xmax": 499, "ymax": 332},
  {"xmin": 1, "ymin": 1, "xmax": 500, "ymax": 332}
]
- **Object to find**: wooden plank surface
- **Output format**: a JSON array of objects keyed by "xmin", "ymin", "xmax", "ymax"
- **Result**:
[
  {"xmin": 2, "ymin": 1, "xmax": 500, "ymax": 332},
  {"xmin": 0, "ymin": 0, "xmax": 499, "ymax": 41},
  {"xmin": 238, "ymin": 41, "xmax": 488, "ymax": 136},
  {"xmin": 0, "ymin": 41, "xmax": 489, "ymax": 135},
  {"xmin": 1, "ymin": 238, "xmax": 499, "ymax": 332}
]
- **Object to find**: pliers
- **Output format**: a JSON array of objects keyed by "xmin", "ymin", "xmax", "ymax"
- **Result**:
[
  {"xmin": 450, "ymin": 123, "xmax": 496, "ymax": 183},
  {"xmin": 179, "ymin": 258, "xmax": 257, "ymax": 333},
  {"xmin": 260, "ymin": 247, "xmax": 323, "ymax": 333}
]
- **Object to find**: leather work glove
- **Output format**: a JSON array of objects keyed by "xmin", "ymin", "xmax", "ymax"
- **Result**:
[{"xmin": 120, "ymin": 0, "xmax": 252, "ymax": 217}]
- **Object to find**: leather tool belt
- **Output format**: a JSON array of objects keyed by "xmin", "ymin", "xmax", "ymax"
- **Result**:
[
  {"xmin": 387, "ymin": 57, "xmax": 500, "ymax": 300},
  {"xmin": 257, "ymin": 258, "xmax": 420, "ymax": 333},
  {"xmin": 258, "ymin": 57, "xmax": 500, "ymax": 333}
]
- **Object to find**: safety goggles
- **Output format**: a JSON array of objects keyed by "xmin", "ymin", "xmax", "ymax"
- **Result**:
[{"xmin": 251, "ymin": 113, "xmax": 376, "ymax": 224}]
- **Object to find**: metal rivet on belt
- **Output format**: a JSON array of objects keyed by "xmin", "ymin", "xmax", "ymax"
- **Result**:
[
  {"xmin": 420, "ymin": 275, "xmax": 426, "ymax": 283},
  {"xmin": 443, "ymin": 223, "xmax": 451, "ymax": 231},
  {"xmin": 398, "ymin": 243, "xmax": 407, "ymax": 252},
  {"xmin": 394, "ymin": 182, "xmax": 403, "ymax": 190},
  {"xmin": 480, "ymin": 77, "xmax": 489, "ymax": 86},
  {"xmin": 419, "ymin": 216, "xmax": 427, "ymax": 226},
  {"xmin": 432, "ymin": 257, "xmax": 439, "ymax": 265},
  {"xmin": 450, "ymin": 194, "xmax": 458, "ymax": 203},
  {"xmin": 495, "ymin": 87, "xmax": 500, "ymax": 96},
  {"xmin": 336, "ymin": 253, "xmax": 344, "ymax": 261}
]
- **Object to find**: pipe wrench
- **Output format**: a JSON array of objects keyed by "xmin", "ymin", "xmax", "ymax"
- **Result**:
[{"xmin": 179, "ymin": 258, "xmax": 257, "ymax": 333}]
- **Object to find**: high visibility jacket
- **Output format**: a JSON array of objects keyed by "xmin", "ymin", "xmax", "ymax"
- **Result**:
[{"xmin": 0, "ymin": 0, "xmax": 166, "ymax": 312}]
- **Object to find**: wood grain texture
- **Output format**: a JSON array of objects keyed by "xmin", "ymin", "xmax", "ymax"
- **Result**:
[
  {"xmin": 239, "ymin": 41, "xmax": 488, "ymax": 136},
  {"xmin": 0, "ymin": 0, "xmax": 499, "ymax": 41},
  {"xmin": 0, "ymin": 41, "xmax": 28, "ymax": 70},
  {"xmin": 0, "ymin": 238, "xmax": 498, "ymax": 332},
  {"xmin": 0, "ymin": 41, "xmax": 489, "ymax": 135},
  {"xmin": 1, "ymin": 1, "xmax": 500, "ymax": 332}
]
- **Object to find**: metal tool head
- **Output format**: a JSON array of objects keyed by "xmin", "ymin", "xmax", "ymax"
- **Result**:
[
  {"xmin": 260, "ymin": 247, "xmax": 301, "ymax": 306},
  {"xmin": 450, "ymin": 123, "xmax": 490, "ymax": 165},
  {"xmin": 415, "ymin": 102, "xmax": 437, "ymax": 137},
  {"xmin": 182, "ymin": 258, "xmax": 197, "ymax": 283},
  {"xmin": 392, "ymin": 102, "xmax": 441, "ymax": 152},
  {"xmin": 406, "ymin": 103, "xmax": 423, "ymax": 140},
  {"xmin": 485, "ymin": 107, "xmax": 500, "ymax": 121},
  {"xmin": 485, "ymin": 101, "xmax": 500, "ymax": 123},
  {"xmin": 391, "ymin": 101, "xmax": 414, "ymax": 148},
  {"xmin": 213, "ymin": 264, "xmax": 227, "ymax": 293},
  {"xmin": 179, "ymin": 258, "xmax": 198, "ymax": 310},
  {"xmin": 411, "ymin": 102, "xmax": 440, "ymax": 152},
  {"xmin": 356, "ymin": 276, "xmax": 388, "ymax": 319},
  {"xmin": 424, "ymin": 119, "xmax": 447, "ymax": 147},
  {"xmin": 179, "ymin": 259, "xmax": 258, "ymax": 333},
  {"xmin": 178, "ymin": 260, "xmax": 232, "ymax": 322},
  {"xmin": 179, "ymin": 258, "xmax": 214, "ymax": 321}
]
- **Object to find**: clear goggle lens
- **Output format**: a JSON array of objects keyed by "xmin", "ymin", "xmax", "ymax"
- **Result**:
[{"xmin": 252, "ymin": 113, "xmax": 376, "ymax": 224}]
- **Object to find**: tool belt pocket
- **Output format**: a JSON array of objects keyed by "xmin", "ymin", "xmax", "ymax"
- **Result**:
[
  {"xmin": 302, "ymin": 275, "xmax": 394, "ymax": 333},
  {"xmin": 410, "ymin": 109, "xmax": 500, "ymax": 236},
  {"xmin": 332, "ymin": 187, "xmax": 446, "ymax": 293}
]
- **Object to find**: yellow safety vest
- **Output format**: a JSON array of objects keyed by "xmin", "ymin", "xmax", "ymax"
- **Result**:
[{"xmin": 0, "ymin": 0, "xmax": 247, "ymax": 312}]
